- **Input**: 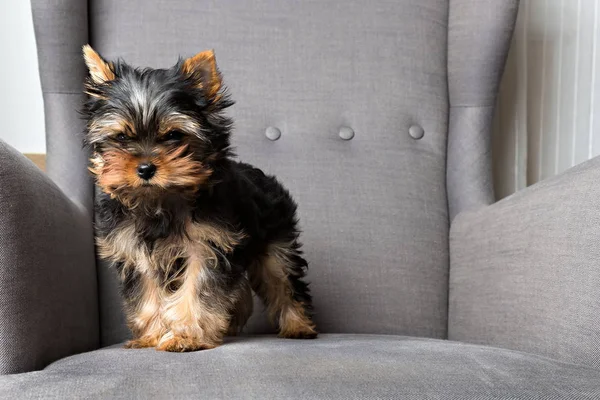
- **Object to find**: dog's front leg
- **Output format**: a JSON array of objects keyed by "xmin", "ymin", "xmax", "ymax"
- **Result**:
[{"xmin": 156, "ymin": 249, "xmax": 230, "ymax": 352}]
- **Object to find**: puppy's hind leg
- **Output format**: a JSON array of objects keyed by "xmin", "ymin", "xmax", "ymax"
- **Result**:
[
  {"xmin": 227, "ymin": 277, "xmax": 254, "ymax": 336},
  {"xmin": 248, "ymin": 241, "xmax": 317, "ymax": 339}
]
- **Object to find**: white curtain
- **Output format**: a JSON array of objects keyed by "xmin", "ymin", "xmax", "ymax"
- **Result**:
[{"xmin": 493, "ymin": 0, "xmax": 600, "ymax": 199}]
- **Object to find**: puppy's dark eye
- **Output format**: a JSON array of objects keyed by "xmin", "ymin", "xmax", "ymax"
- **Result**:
[
  {"xmin": 115, "ymin": 133, "xmax": 129, "ymax": 142},
  {"xmin": 162, "ymin": 130, "xmax": 184, "ymax": 142}
]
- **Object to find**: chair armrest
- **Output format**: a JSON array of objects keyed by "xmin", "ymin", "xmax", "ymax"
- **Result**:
[
  {"xmin": 0, "ymin": 141, "xmax": 99, "ymax": 374},
  {"xmin": 449, "ymin": 155, "xmax": 600, "ymax": 368}
]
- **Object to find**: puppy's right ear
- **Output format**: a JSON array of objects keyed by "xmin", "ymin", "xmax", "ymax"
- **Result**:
[
  {"xmin": 83, "ymin": 45, "xmax": 115, "ymax": 84},
  {"xmin": 181, "ymin": 50, "xmax": 222, "ymax": 101}
]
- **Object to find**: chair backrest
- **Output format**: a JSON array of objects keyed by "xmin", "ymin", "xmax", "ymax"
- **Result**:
[{"xmin": 32, "ymin": 0, "xmax": 518, "ymax": 345}]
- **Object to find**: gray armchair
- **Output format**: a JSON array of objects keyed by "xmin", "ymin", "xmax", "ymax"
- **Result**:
[{"xmin": 1, "ymin": 0, "xmax": 598, "ymax": 398}]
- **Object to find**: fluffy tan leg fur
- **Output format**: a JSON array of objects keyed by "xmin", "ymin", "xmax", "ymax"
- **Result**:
[
  {"xmin": 99, "ymin": 220, "xmax": 249, "ymax": 352},
  {"xmin": 249, "ymin": 243, "xmax": 317, "ymax": 339}
]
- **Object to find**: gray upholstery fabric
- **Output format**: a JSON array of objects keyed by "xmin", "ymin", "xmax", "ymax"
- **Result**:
[
  {"xmin": 31, "ymin": 1, "xmax": 93, "ymax": 217},
  {"xmin": 0, "ymin": 140, "xmax": 99, "ymax": 374},
  {"xmin": 449, "ymin": 155, "xmax": 600, "ymax": 369},
  {"xmin": 447, "ymin": 0, "xmax": 519, "ymax": 220},
  {"xmin": 96, "ymin": 257, "xmax": 131, "ymax": 346},
  {"xmin": 85, "ymin": 0, "xmax": 454, "ymax": 342},
  {"xmin": 447, "ymin": 106, "xmax": 495, "ymax": 220},
  {"xmin": 1, "ymin": 334, "xmax": 598, "ymax": 399}
]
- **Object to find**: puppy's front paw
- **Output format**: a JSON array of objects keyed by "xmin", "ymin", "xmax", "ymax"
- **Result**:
[
  {"xmin": 156, "ymin": 334, "xmax": 220, "ymax": 352},
  {"xmin": 125, "ymin": 336, "xmax": 159, "ymax": 349},
  {"xmin": 278, "ymin": 327, "xmax": 318, "ymax": 339}
]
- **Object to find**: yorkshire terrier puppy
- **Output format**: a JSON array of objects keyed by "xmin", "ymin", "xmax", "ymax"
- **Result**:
[{"xmin": 82, "ymin": 45, "xmax": 317, "ymax": 352}]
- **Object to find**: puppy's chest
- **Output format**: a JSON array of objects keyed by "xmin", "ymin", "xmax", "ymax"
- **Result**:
[{"xmin": 97, "ymin": 217, "xmax": 245, "ymax": 275}]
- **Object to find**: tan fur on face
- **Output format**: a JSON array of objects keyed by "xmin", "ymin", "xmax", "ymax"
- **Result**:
[
  {"xmin": 89, "ymin": 149, "xmax": 143, "ymax": 197},
  {"xmin": 248, "ymin": 243, "xmax": 317, "ymax": 338},
  {"xmin": 151, "ymin": 146, "xmax": 212, "ymax": 189},
  {"xmin": 89, "ymin": 146, "xmax": 211, "ymax": 208},
  {"xmin": 87, "ymin": 114, "xmax": 135, "ymax": 144},
  {"xmin": 158, "ymin": 112, "xmax": 203, "ymax": 139}
]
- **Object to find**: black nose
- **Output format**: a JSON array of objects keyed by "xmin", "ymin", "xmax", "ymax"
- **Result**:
[{"xmin": 137, "ymin": 163, "xmax": 156, "ymax": 180}]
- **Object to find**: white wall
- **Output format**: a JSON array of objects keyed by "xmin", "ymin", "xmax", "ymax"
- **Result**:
[
  {"xmin": 0, "ymin": 1, "xmax": 45, "ymax": 153},
  {"xmin": 493, "ymin": 0, "xmax": 600, "ymax": 199}
]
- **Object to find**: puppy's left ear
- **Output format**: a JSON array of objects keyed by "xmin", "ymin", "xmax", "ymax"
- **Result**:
[
  {"xmin": 181, "ymin": 50, "xmax": 222, "ymax": 101},
  {"xmin": 83, "ymin": 44, "xmax": 115, "ymax": 84}
]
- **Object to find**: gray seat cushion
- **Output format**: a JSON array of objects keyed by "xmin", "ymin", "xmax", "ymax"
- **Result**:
[{"xmin": 0, "ymin": 334, "xmax": 598, "ymax": 399}]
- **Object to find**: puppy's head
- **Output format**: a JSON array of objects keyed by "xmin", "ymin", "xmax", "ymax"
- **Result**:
[{"xmin": 82, "ymin": 45, "xmax": 233, "ymax": 208}]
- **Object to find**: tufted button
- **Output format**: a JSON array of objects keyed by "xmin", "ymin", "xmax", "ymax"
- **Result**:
[
  {"xmin": 265, "ymin": 126, "xmax": 281, "ymax": 141},
  {"xmin": 338, "ymin": 126, "xmax": 355, "ymax": 140},
  {"xmin": 409, "ymin": 125, "xmax": 424, "ymax": 140}
]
